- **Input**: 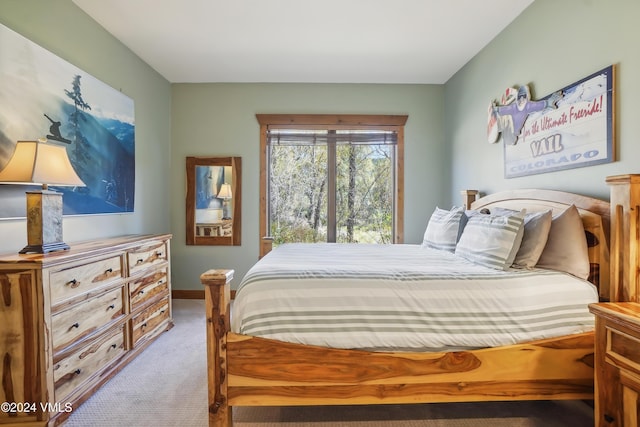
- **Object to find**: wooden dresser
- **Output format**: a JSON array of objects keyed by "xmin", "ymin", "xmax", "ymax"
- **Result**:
[
  {"xmin": 0, "ymin": 234, "xmax": 173, "ymax": 426},
  {"xmin": 590, "ymin": 302, "xmax": 640, "ymax": 427}
]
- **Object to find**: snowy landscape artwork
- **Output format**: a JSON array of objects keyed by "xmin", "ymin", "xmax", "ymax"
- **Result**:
[{"xmin": 0, "ymin": 23, "xmax": 135, "ymax": 218}]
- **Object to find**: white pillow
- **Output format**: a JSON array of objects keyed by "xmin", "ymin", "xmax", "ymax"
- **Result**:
[
  {"xmin": 536, "ymin": 205, "xmax": 590, "ymax": 280},
  {"xmin": 465, "ymin": 208, "xmax": 490, "ymax": 219},
  {"xmin": 422, "ymin": 206, "xmax": 466, "ymax": 252},
  {"xmin": 455, "ymin": 211, "xmax": 525, "ymax": 270}
]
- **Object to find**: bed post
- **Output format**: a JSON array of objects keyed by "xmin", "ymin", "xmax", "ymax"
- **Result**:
[
  {"xmin": 607, "ymin": 174, "xmax": 640, "ymax": 302},
  {"xmin": 201, "ymin": 269, "xmax": 234, "ymax": 427},
  {"xmin": 260, "ymin": 236, "xmax": 274, "ymax": 259},
  {"xmin": 461, "ymin": 190, "xmax": 479, "ymax": 210}
]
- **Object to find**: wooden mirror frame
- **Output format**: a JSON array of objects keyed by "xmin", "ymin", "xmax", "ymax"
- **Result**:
[{"xmin": 186, "ymin": 156, "xmax": 241, "ymax": 246}]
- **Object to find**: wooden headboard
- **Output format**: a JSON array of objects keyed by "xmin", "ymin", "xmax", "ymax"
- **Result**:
[{"xmin": 463, "ymin": 189, "xmax": 610, "ymax": 301}]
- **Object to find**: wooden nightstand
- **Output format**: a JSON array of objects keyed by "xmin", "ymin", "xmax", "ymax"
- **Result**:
[{"xmin": 590, "ymin": 302, "xmax": 640, "ymax": 427}]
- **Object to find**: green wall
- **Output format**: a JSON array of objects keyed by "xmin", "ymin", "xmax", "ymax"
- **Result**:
[
  {"xmin": 170, "ymin": 83, "xmax": 445, "ymax": 289},
  {"xmin": 445, "ymin": 0, "xmax": 640, "ymax": 201},
  {"xmin": 0, "ymin": 0, "xmax": 172, "ymax": 254}
]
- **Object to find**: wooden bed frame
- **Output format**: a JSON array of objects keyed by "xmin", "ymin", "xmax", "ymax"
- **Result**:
[{"xmin": 201, "ymin": 188, "xmax": 611, "ymax": 427}]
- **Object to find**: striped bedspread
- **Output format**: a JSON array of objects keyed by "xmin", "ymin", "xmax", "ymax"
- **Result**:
[{"xmin": 231, "ymin": 243, "xmax": 598, "ymax": 352}]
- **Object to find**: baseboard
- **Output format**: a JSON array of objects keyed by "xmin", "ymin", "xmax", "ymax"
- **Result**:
[
  {"xmin": 172, "ymin": 289, "xmax": 205, "ymax": 299},
  {"xmin": 172, "ymin": 289, "xmax": 236, "ymax": 300}
]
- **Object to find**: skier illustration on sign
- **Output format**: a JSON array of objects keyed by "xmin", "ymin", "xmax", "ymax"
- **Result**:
[{"xmin": 490, "ymin": 85, "xmax": 562, "ymax": 146}]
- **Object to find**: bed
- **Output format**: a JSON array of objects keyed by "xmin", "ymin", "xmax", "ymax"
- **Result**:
[{"xmin": 201, "ymin": 188, "xmax": 611, "ymax": 427}]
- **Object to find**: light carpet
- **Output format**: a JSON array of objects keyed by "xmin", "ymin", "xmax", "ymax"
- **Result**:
[{"xmin": 62, "ymin": 299, "xmax": 594, "ymax": 427}]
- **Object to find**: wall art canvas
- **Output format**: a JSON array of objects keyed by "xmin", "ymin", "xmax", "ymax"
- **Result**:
[
  {"xmin": 489, "ymin": 65, "xmax": 614, "ymax": 178},
  {"xmin": 0, "ymin": 23, "xmax": 135, "ymax": 218}
]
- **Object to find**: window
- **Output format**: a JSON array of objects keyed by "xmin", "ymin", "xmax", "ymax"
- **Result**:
[{"xmin": 257, "ymin": 114, "xmax": 407, "ymax": 254}]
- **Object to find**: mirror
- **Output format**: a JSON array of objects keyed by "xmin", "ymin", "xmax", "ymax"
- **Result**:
[{"xmin": 186, "ymin": 156, "xmax": 241, "ymax": 246}]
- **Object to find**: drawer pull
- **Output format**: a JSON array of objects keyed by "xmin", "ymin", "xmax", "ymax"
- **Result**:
[
  {"xmin": 142, "ymin": 322, "xmax": 147, "ymax": 328},
  {"xmin": 604, "ymin": 414, "xmax": 614, "ymax": 423},
  {"xmin": 67, "ymin": 279, "xmax": 79, "ymax": 288},
  {"xmin": 74, "ymin": 369, "xmax": 81, "ymax": 375},
  {"xmin": 105, "ymin": 268, "xmax": 113, "ymax": 273},
  {"xmin": 107, "ymin": 304, "xmax": 115, "ymax": 310},
  {"xmin": 70, "ymin": 322, "xmax": 80, "ymax": 329},
  {"xmin": 138, "ymin": 290, "xmax": 145, "ymax": 295},
  {"xmin": 160, "ymin": 310, "xmax": 165, "ymax": 314},
  {"xmin": 156, "ymin": 251, "xmax": 163, "ymax": 256},
  {"xmin": 111, "ymin": 343, "xmax": 117, "ymax": 349}
]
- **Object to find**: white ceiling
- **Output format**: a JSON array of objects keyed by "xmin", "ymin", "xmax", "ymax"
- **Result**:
[{"xmin": 72, "ymin": 0, "xmax": 534, "ymax": 84}]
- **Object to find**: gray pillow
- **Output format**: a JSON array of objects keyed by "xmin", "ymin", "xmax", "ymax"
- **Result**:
[
  {"xmin": 422, "ymin": 206, "xmax": 466, "ymax": 252},
  {"xmin": 536, "ymin": 205, "xmax": 590, "ymax": 280},
  {"xmin": 484, "ymin": 207, "xmax": 553, "ymax": 268},
  {"xmin": 455, "ymin": 211, "xmax": 525, "ymax": 270},
  {"xmin": 513, "ymin": 210, "xmax": 552, "ymax": 269}
]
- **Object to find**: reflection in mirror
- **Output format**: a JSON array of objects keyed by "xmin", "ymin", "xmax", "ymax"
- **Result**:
[
  {"xmin": 195, "ymin": 165, "xmax": 231, "ymax": 236},
  {"xmin": 186, "ymin": 157, "xmax": 241, "ymax": 245}
]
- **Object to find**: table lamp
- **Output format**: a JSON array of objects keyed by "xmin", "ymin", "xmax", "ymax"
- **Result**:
[
  {"xmin": 0, "ymin": 138, "xmax": 86, "ymax": 254},
  {"xmin": 217, "ymin": 183, "xmax": 232, "ymax": 220}
]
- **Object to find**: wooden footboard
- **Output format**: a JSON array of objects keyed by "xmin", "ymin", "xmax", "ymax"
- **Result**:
[
  {"xmin": 224, "ymin": 332, "xmax": 593, "ymax": 406},
  {"xmin": 201, "ymin": 269, "xmax": 594, "ymax": 427}
]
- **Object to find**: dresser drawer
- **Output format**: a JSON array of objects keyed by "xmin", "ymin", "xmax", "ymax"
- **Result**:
[
  {"xmin": 53, "ymin": 324, "xmax": 126, "ymax": 403},
  {"xmin": 130, "ymin": 267, "xmax": 169, "ymax": 311},
  {"xmin": 52, "ymin": 287, "xmax": 125, "ymax": 354},
  {"xmin": 50, "ymin": 255, "xmax": 124, "ymax": 306},
  {"xmin": 128, "ymin": 240, "xmax": 168, "ymax": 275},
  {"xmin": 132, "ymin": 297, "xmax": 170, "ymax": 346},
  {"xmin": 607, "ymin": 325, "xmax": 640, "ymax": 375}
]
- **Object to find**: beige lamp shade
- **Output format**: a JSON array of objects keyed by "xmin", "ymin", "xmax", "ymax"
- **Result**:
[
  {"xmin": 217, "ymin": 183, "xmax": 232, "ymax": 199},
  {"xmin": 0, "ymin": 139, "xmax": 85, "ymax": 187}
]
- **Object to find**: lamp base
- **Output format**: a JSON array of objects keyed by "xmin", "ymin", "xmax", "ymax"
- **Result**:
[
  {"xmin": 21, "ymin": 189, "xmax": 70, "ymax": 255},
  {"xmin": 19, "ymin": 242, "xmax": 70, "ymax": 254}
]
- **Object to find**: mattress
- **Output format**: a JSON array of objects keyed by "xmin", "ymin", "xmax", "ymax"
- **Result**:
[{"xmin": 231, "ymin": 243, "xmax": 599, "ymax": 352}]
